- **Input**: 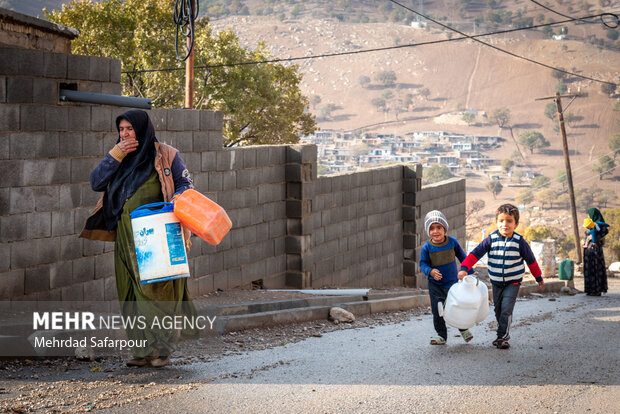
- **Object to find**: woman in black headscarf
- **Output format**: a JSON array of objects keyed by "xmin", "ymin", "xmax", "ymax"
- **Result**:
[
  {"xmin": 582, "ymin": 207, "xmax": 610, "ymax": 296},
  {"xmin": 80, "ymin": 109, "xmax": 198, "ymax": 367}
]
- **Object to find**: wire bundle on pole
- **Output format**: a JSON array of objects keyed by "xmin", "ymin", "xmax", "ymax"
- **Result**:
[{"xmin": 173, "ymin": 0, "xmax": 199, "ymax": 62}]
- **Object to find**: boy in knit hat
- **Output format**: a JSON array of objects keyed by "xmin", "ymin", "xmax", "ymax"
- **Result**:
[{"xmin": 420, "ymin": 210, "xmax": 474, "ymax": 345}]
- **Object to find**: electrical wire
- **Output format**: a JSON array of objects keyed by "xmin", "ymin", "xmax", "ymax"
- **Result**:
[
  {"xmin": 173, "ymin": 0, "xmax": 199, "ymax": 61},
  {"xmin": 528, "ymin": 0, "xmax": 619, "ymax": 28},
  {"xmin": 123, "ymin": 11, "xmax": 617, "ymax": 86},
  {"xmin": 387, "ymin": 0, "xmax": 617, "ymax": 85}
]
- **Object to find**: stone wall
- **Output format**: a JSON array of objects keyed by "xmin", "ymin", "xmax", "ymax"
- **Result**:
[{"xmin": 0, "ymin": 37, "xmax": 467, "ymax": 302}]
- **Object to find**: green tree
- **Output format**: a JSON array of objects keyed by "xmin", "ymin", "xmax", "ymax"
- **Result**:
[
  {"xmin": 610, "ymin": 133, "xmax": 620, "ymax": 159},
  {"xmin": 551, "ymin": 68, "xmax": 567, "ymax": 80},
  {"xmin": 45, "ymin": 0, "xmax": 316, "ymax": 147},
  {"xmin": 518, "ymin": 130, "xmax": 550, "ymax": 154},
  {"xmin": 374, "ymin": 70, "xmax": 397, "ymax": 86},
  {"xmin": 593, "ymin": 155, "xmax": 616, "ymax": 180},
  {"xmin": 555, "ymin": 80, "xmax": 568, "ymax": 94},
  {"xmin": 310, "ymin": 95, "xmax": 321, "ymax": 109},
  {"xmin": 501, "ymin": 158, "xmax": 514, "ymax": 173},
  {"xmin": 602, "ymin": 208, "xmax": 620, "ymax": 261},
  {"xmin": 556, "ymin": 169, "xmax": 567, "ymax": 189},
  {"xmin": 535, "ymin": 188, "xmax": 556, "ymax": 208},
  {"xmin": 601, "ymin": 82, "xmax": 617, "ymax": 95},
  {"xmin": 486, "ymin": 180, "xmax": 503, "ymax": 199},
  {"xmin": 515, "ymin": 188, "xmax": 534, "ymax": 206},
  {"xmin": 544, "ymin": 102, "xmax": 557, "ymax": 121},
  {"xmin": 595, "ymin": 189, "xmax": 617, "ymax": 208},
  {"xmin": 462, "ymin": 112, "xmax": 475, "ymax": 125},
  {"xmin": 371, "ymin": 98, "xmax": 386, "ymax": 112},
  {"xmin": 358, "ymin": 75, "xmax": 371, "ymax": 88},
  {"xmin": 466, "ymin": 199, "xmax": 485, "ymax": 220},
  {"xmin": 523, "ymin": 226, "xmax": 574, "ymax": 259},
  {"xmin": 419, "ymin": 87, "xmax": 431, "ymax": 100},
  {"xmin": 531, "ymin": 175, "xmax": 551, "ymax": 190},
  {"xmin": 490, "ymin": 107, "xmax": 511, "ymax": 128},
  {"xmin": 423, "ymin": 165, "xmax": 453, "ymax": 184}
]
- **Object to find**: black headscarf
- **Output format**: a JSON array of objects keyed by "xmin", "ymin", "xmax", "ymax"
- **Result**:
[{"xmin": 102, "ymin": 109, "xmax": 157, "ymax": 230}]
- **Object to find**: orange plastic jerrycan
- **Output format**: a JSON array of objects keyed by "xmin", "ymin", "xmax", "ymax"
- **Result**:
[{"xmin": 173, "ymin": 189, "xmax": 232, "ymax": 245}]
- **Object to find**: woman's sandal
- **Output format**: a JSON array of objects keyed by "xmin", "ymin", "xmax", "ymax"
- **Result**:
[
  {"xmin": 461, "ymin": 329, "xmax": 473, "ymax": 343},
  {"xmin": 430, "ymin": 336, "xmax": 446, "ymax": 345},
  {"xmin": 126, "ymin": 358, "xmax": 149, "ymax": 367},
  {"xmin": 495, "ymin": 338, "xmax": 510, "ymax": 349}
]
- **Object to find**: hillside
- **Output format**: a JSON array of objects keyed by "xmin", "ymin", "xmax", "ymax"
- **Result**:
[{"xmin": 5, "ymin": 0, "xmax": 620, "ymax": 244}]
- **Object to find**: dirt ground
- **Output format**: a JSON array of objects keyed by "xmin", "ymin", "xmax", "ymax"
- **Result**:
[{"xmin": 2, "ymin": 275, "xmax": 617, "ymax": 413}]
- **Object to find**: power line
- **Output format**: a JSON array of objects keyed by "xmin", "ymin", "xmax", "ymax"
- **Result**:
[
  {"xmin": 387, "ymin": 0, "xmax": 617, "ymax": 85},
  {"xmin": 122, "ymin": 11, "xmax": 617, "ymax": 86},
  {"xmin": 528, "ymin": 0, "xmax": 619, "ymax": 28}
]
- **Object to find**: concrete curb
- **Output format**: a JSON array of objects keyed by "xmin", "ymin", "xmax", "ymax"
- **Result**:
[{"xmin": 201, "ymin": 282, "xmax": 567, "ymax": 334}]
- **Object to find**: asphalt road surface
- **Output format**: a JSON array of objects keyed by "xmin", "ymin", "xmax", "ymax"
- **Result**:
[{"xmin": 101, "ymin": 282, "xmax": 620, "ymax": 414}]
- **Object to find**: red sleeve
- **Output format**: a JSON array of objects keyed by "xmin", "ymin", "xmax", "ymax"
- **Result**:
[
  {"xmin": 460, "ymin": 253, "xmax": 478, "ymax": 271},
  {"xmin": 528, "ymin": 261, "xmax": 542, "ymax": 280}
]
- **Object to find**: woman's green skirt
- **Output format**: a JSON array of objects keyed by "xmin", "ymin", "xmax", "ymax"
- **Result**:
[{"xmin": 114, "ymin": 171, "xmax": 198, "ymax": 359}]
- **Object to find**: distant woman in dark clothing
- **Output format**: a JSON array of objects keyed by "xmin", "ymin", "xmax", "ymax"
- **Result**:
[
  {"xmin": 582, "ymin": 208, "xmax": 609, "ymax": 296},
  {"xmin": 80, "ymin": 109, "xmax": 198, "ymax": 367}
]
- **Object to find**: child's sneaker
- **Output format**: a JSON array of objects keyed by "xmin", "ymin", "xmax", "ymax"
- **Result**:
[
  {"xmin": 430, "ymin": 336, "xmax": 446, "ymax": 345},
  {"xmin": 495, "ymin": 338, "xmax": 510, "ymax": 349}
]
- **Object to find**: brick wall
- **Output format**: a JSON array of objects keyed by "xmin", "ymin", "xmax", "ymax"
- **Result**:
[{"xmin": 0, "ymin": 44, "xmax": 467, "ymax": 302}]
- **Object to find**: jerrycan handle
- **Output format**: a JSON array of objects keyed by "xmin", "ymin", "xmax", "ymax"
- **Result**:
[
  {"xmin": 130, "ymin": 202, "xmax": 174, "ymax": 219},
  {"xmin": 461, "ymin": 274, "xmax": 480, "ymax": 286}
]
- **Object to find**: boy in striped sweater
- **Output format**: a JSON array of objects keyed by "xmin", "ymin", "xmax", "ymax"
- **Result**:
[{"xmin": 458, "ymin": 204, "xmax": 544, "ymax": 349}]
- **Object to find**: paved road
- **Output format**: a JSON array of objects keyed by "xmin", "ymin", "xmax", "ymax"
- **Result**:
[{"xmin": 104, "ymin": 285, "xmax": 620, "ymax": 413}]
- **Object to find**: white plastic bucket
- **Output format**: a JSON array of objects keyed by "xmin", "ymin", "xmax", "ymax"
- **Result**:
[
  {"xmin": 531, "ymin": 239, "xmax": 556, "ymax": 277},
  {"xmin": 130, "ymin": 202, "xmax": 190, "ymax": 284}
]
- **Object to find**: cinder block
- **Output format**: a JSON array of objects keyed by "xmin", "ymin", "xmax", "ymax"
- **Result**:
[
  {"xmin": 89, "ymin": 56, "xmax": 109, "ymax": 82},
  {"xmin": 61, "ymin": 283, "xmax": 83, "ymax": 301},
  {"xmin": 71, "ymin": 158, "xmax": 100, "ymax": 183},
  {"xmin": 286, "ymin": 145, "xmax": 301, "ymax": 163},
  {"xmin": 59, "ymin": 235, "xmax": 82, "ymax": 261},
  {"xmin": 95, "ymin": 252, "xmax": 114, "ymax": 279},
  {"xmin": 215, "ymin": 149, "xmax": 231, "ymax": 171},
  {"xmin": 192, "ymin": 131, "xmax": 210, "ymax": 152},
  {"xmin": 173, "ymin": 131, "xmax": 193, "ymax": 152},
  {"xmin": 25, "ymin": 265, "xmax": 51, "ymax": 294},
  {"xmin": 44, "ymin": 106, "xmax": 68, "ymax": 131},
  {"xmin": 0, "ymin": 159, "xmax": 23, "ymax": 187},
  {"xmin": 0, "ymin": 76, "xmax": 5, "ymax": 103},
  {"xmin": 66, "ymin": 105, "xmax": 91, "ymax": 132},
  {"xmin": 109, "ymin": 59, "xmax": 121, "ymax": 83},
  {"xmin": 72, "ymin": 256, "xmax": 95, "ymax": 283},
  {"xmin": 59, "ymin": 184, "xmax": 82, "ymax": 209},
  {"xmin": 33, "ymin": 78, "xmax": 57, "ymax": 104},
  {"xmin": 6, "ymin": 78, "xmax": 32, "ymax": 103},
  {"xmin": 0, "ymin": 48, "xmax": 19, "ymax": 75},
  {"xmin": 0, "ymin": 269, "xmax": 25, "ymax": 299},
  {"xmin": 67, "ymin": 54, "xmax": 91, "ymax": 80},
  {"xmin": 167, "ymin": 109, "xmax": 185, "ymax": 131},
  {"xmin": 17, "ymin": 49, "xmax": 44, "ymax": 77},
  {"xmin": 82, "ymin": 132, "xmax": 105, "ymax": 157},
  {"xmin": 0, "ymin": 242, "xmax": 8, "ymax": 272},
  {"xmin": 10, "ymin": 187, "xmax": 34, "ymax": 214},
  {"xmin": 27, "ymin": 212, "xmax": 51, "ymax": 239},
  {"xmin": 148, "ymin": 108, "xmax": 167, "ymax": 130},
  {"xmin": 19, "ymin": 106, "xmax": 45, "ymax": 131},
  {"xmin": 50, "ymin": 261, "xmax": 73, "ymax": 289},
  {"xmin": 52, "ymin": 210, "xmax": 74, "ymax": 236},
  {"xmin": 43, "ymin": 52, "xmax": 67, "ymax": 78},
  {"xmin": 83, "ymin": 278, "xmax": 105, "ymax": 301},
  {"xmin": 91, "ymin": 106, "xmax": 113, "ymax": 131},
  {"xmin": 11, "ymin": 132, "xmax": 59, "ymax": 158},
  {"xmin": 33, "ymin": 186, "xmax": 59, "ymax": 212},
  {"xmin": 200, "ymin": 150, "xmax": 216, "ymax": 172},
  {"xmin": 0, "ymin": 214, "xmax": 26, "ymax": 242},
  {"xmin": 268, "ymin": 146, "xmax": 286, "ymax": 165},
  {"xmin": 242, "ymin": 148, "xmax": 256, "ymax": 168},
  {"xmin": 285, "ymin": 164, "xmax": 302, "ymax": 182}
]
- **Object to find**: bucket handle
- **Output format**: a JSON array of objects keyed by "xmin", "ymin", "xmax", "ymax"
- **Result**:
[{"xmin": 132, "ymin": 202, "xmax": 173, "ymax": 214}]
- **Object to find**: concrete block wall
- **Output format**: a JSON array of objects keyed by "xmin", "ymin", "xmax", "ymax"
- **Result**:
[
  {"xmin": 310, "ymin": 167, "xmax": 404, "ymax": 288},
  {"xmin": 0, "ymin": 43, "xmax": 469, "ymax": 301},
  {"xmin": 413, "ymin": 177, "xmax": 467, "ymax": 288}
]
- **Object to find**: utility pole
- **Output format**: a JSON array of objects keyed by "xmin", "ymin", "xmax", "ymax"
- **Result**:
[
  {"xmin": 535, "ymin": 92, "xmax": 582, "ymax": 264},
  {"xmin": 184, "ymin": 0, "xmax": 196, "ymax": 109}
]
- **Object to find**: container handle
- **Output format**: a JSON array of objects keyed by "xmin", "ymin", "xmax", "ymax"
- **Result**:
[{"xmin": 132, "ymin": 202, "xmax": 173, "ymax": 213}]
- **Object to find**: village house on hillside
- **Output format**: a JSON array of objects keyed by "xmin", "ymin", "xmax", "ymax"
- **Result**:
[{"xmin": 302, "ymin": 129, "xmax": 501, "ymax": 174}]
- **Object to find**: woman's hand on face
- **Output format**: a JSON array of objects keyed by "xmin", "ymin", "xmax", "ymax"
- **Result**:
[{"xmin": 117, "ymin": 138, "xmax": 139, "ymax": 155}]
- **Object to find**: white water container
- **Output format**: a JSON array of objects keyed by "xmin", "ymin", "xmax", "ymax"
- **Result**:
[
  {"xmin": 438, "ymin": 276, "xmax": 488, "ymax": 329},
  {"xmin": 531, "ymin": 239, "xmax": 556, "ymax": 277},
  {"xmin": 130, "ymin": 202, "xmax": 190, "ymax": 284}
]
